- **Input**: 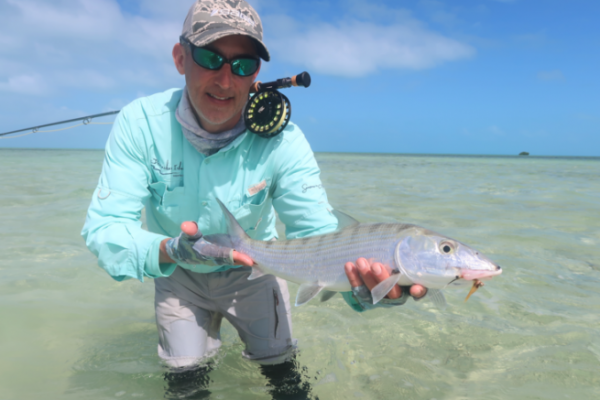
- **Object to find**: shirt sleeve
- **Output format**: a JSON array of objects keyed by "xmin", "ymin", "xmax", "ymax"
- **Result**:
[{"xmin": 81, "ymin": 108, "xmax": 176, "ymax": 282}]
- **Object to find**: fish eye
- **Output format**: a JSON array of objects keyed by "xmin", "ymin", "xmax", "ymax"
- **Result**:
[{"xmin": 439, "ymin": 241, "xmax": 455, "ymax": 254}]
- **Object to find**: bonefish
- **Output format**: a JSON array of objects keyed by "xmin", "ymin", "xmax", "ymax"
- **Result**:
[{"xmin": 210, "ymin": 199, "xmax": 502, "ymax": 307}]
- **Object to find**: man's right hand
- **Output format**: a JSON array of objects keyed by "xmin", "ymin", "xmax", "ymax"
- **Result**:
[{"xmin": 159, "ymin": 222, "xmax": 253, "ymax": 267}]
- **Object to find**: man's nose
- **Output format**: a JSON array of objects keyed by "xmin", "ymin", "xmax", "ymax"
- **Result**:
[{"xmin": 214, "ymin": 65, "xmax": 232, "ymax": 89}]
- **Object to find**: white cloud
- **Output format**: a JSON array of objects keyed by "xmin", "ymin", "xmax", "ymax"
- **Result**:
[
  {"xmin": 0, "ymin": 74, "xmax": 50, "ymax": 95},
  {"xmin": 344, "ymin": 0, "xmax": 415, "ymax": 23},
  {"xmin": 418, "ymin": 0, "xmax": 462, "ymax": 27},
  {"xmin": 0, "ymin": 33, "xmax": 18, "ymax": 48},
  {"xmin": 137, "ymin": 0, "xmax": 194, "ymax": 20},
  {"xmin": 54, "ymin": 70, "xmax": 117, "ymax": 90},
  {"xmin": 5, "ymin": 0, "xmax": 123, "ymax": 42},
  {"xmin": 489, "ymin": 125, "xmax": 505, "ymax": 136},
  {"xmin": 537, "ymin": 70, "xmax": 565, "ymax": 81},
  {"xmin": 0, "ymin": 0, "xmax": 475, "ymax": 100},
  {"xmin": 266, "ymin": 17, "xmax": 475, "ymax": 77},
  {"xmin": 0, "ymin": 0, "xmax": 183, "ymax": 97}
]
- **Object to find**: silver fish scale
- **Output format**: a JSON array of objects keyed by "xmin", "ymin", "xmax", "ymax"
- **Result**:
[{"xmin": 236, "ymin": 223, "xmax": 416, "ymax": 289}]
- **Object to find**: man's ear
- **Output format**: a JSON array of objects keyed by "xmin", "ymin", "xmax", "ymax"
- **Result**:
[{"xmin": 172, "ymin": 43, "xmax": 186, "ymax": 75}]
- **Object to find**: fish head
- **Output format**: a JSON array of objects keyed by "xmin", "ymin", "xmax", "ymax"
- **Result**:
[{"xmin": 395, "ymin": 229, "xmax": 502, "ymax": 289}]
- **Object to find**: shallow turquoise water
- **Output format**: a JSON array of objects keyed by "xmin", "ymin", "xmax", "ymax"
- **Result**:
[{"xmin": 1, "ymin": 149, "xmax": 599, "ymax": 399}]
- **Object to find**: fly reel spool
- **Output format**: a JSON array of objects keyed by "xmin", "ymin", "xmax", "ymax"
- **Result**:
[
  {"xmin": 244, "ymin": 90, "xmax": 291, "ymax": 138},
  {"xmin": 244, "ymin": 72, "xmax": 311, "ymax": 138}
]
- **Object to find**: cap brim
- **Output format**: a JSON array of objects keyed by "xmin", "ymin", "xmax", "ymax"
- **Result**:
[{"xmin": 188, "ymin": 27, "xmax": 270, "ymax": 62}]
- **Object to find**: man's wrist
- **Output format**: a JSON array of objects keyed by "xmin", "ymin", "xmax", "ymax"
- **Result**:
[
  {"xmin": 159, "ymin": 238, "xmax": 175, "ymax": 264},
  {"xmin": 351, "ymin": 285, "xmax": 409, "ymax": 310}
]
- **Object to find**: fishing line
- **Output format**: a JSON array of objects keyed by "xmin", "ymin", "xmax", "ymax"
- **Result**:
[{"xmin": 0, "ymin": 122, "xmax": 113, "ymax": 140}]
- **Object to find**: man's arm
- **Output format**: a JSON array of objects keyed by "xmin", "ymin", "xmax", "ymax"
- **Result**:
[{"xmin": 81, "ymin": 108, "xmax": 176, "ymax": 282}]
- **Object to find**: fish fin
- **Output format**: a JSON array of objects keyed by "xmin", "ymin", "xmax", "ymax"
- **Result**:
[
  {"xmin": 295, "ymin": 283, "xmax": 324, "ymax": 306},
  {"xmin": 248, "ymin": 266, "xmax": 266, "ymax": 280},
  {"xmin": 332, "ymin": 209, "xmax": 360, "ymax": 229},
  {"xmin": 320, "ymin": 290, "xmax": 338, "ymax": 302},
  {"xmin": 216, "ymin": 199, "xmax": 250, "ymax": 246},
  {"xmin": 427, "ymin": 289, "xmax": 447, "ymax": 310},
  {"xmin": 371, "ymin": 272, "xmax": 402, "ymax": 304}
]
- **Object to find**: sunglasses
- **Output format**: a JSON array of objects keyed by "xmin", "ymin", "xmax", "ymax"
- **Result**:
[{"xmin": 181, "ymin": 37, "xmax": 260, "ymax": 77}]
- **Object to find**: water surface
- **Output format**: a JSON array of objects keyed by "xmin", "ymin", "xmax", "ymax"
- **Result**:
[{"xmin": 1, "ymin": 149, "xmax": 599, "ymax": 399}]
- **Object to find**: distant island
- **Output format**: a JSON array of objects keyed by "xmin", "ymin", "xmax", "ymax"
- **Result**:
[{"xmin": 519, "ymin": 152, "xmax": 530, "ymax": 156}]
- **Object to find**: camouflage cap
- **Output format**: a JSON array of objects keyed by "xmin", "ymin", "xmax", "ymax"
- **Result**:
[{"xmin": 182, "ymin": 0, "xmax": 270, "ymax": 61}]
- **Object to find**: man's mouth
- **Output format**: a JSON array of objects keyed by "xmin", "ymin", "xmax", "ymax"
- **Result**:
[{"xmin": 208, "ymin": 93, "xmax": 232, "ymax": 101}]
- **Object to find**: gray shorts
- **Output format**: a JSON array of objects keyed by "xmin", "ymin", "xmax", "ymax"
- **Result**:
[{"xmin": 154, "ymin": 266, "xmax": 296, "ymax": 368}]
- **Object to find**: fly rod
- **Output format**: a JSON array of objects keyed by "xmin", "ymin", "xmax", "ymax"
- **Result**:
[
  {"xmin": 0, "ymin": 111, "xmax": 120, "ymax": 138},
  {"xmin": 1, "ymin": 71, "xmax": 312, "ymax": 139}
]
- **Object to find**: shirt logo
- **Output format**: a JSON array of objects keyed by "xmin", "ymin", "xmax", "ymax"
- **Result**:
[
  {"xmin": 302, "ymin": 183, "xmax": 323, "ymax": 193},
  {"xmin": 248, "ymin": 180, "xmax": 267, "ymax": 196},
  {"xmin": 151, "ymin": 158, "xmax": 183, "ymax": 177}
]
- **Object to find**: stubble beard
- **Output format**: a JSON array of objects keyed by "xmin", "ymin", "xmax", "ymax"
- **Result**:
[
  {"xmin": 192, "ymin": 97, "xmax": 241, "ymax": 133},
  {"xmin": 189, "ymin": 92, "xmax": 248, "ymax": 133}
]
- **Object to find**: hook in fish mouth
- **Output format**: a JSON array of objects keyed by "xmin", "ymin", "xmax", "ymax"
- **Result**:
[{"xmin": 464, "ymin": 279, "xmax": 484, "ymax": 302}]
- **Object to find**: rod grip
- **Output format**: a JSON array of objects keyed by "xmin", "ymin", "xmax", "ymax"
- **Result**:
[{"xmin": 250, "ymin": 81, "xmax": 261, "ymax": 93}]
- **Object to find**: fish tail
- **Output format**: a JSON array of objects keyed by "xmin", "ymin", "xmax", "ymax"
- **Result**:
[{"xmin": 215, "ymin": 198, "xmax": 251, "ymax": 248}]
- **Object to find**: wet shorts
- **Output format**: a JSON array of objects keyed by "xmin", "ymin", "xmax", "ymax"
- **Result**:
[{"xmin": 154, "ymin": 266, "xmax": 296, "ymax": 368}]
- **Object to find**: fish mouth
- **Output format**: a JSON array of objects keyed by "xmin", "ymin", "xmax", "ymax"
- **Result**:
[
  {"xmin": 462, "ymin": 265, "xmax": 501, "ymax": 302},
  {"xmin": 460, "ymin": 265, "xmax": 502, "ymax": 281}
]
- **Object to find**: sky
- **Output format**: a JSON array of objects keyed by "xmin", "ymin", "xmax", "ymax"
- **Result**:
[{"xmin": 0, "ymin": 0, "xmax": 598, "ymax": 156}]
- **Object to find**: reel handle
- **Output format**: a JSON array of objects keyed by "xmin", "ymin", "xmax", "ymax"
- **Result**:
[{"xmin": 250, "ymin": 71, "xmax": 311, "ymax": 93}]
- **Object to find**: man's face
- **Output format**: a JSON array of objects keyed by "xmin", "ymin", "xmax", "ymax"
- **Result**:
[{"xmin": 173, "ymin": 35, "xmax": 260, "ymax": 133}]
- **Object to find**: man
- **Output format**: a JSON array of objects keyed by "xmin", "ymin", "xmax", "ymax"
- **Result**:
[{"xmin": 82, "ymin": 0, "xmax": 425, "ymax": 398}]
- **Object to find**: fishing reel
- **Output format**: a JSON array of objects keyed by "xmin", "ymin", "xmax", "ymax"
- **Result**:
[{"xmin": 244, "ymin": 72, "xmax": 311, "ymax": 138}]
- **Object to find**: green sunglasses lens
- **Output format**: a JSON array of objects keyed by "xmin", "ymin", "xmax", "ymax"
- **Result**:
[
  {"xmin": 231, "ymin": 58, "xmax": 259, "ymax": 76},
  {"xmin": 194, "ymin": 48, "xmax": 224, "ymax": 70},
  {"xmin": 191, "ymin": 45, "xmax": 259, "ymax": 76}
]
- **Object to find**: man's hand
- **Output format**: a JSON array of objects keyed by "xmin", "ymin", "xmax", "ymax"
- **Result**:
[
  {"xmin": 159, "ymin": 221, "xmax": 253, "ymax": 267},
  {"xmin": 344, "ymin": 258, "xmax": 427, "ymax": 304}
]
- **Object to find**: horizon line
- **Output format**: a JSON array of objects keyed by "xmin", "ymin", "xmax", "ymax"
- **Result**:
[{"xmin": 1, "ymin": 147, "xmax": 598, "ymax": 159}]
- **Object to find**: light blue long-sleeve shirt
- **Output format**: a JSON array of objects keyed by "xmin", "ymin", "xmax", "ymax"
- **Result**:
[{"xmin": 81, "ymin": 88, "xmax": 339, "ymax": 282}]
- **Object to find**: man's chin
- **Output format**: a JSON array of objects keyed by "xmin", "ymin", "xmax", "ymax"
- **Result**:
[{"xmin": 199, "ymin": 113, "xmax": 241, "ymax": 133}]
